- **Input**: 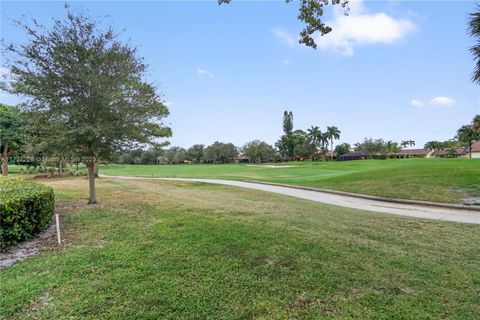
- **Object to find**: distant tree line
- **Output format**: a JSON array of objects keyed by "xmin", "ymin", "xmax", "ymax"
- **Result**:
[
  {"xmin": 117, "ymin": 140, "xmax": 275, "ymax": 165},
  {"xmin": 3, "ymin": 106, "xmax": 480, "ymax": 174},
  {"xmin": 117, "ymin": 142, "xmax": 240, "ymax": 164}
]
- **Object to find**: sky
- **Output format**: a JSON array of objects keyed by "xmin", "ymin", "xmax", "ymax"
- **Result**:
[{"xmin": 1, "ymin": 0, "xmax": 479, "ymax": 149}]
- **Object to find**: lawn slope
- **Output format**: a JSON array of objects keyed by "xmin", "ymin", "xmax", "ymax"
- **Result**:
[{"xmin": 1, "ymin": 177, "xmax": 479, "ymax": 319}]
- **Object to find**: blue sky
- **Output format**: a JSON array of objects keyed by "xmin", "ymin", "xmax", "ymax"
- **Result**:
[{"xmin": 1, "ymin": 0, "xmax": 479, "ymax": 148}]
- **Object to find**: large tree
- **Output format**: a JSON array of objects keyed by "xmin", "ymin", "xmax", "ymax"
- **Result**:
[
  {"xmin": 219, "ymin": 0, "xmax": 349, "ymax": 49},
  {"xmin": 473, "ymin": 114, "xmax": 480, "ymax": 132},
  {"xmin": 242, "ymin": 140, "xmax": 274, "ymax": 163},
  {"xmin": 400, "ymin": 140, "xmax": 415, "ymax": 157},
  {"xmin": 277, "ymin": 111, "xmax": 296, "ymax": 159},
  {"xmin": 334, "ymin": 142, "xmax": 350, "ymax": 157},
  {"xmin": 282, "ymin": 111, "xmax": 294, "ymax": 135},
  {"xmin": 456, "ymin": 125, "xmax": 479, "ymax": 158},
  {"xmin": 186, "ymin": 144, "xmax": 205, "ymax": 164},
  {"xmin": 423, "ymin": 141, "xmax": 444, "ymax": 153},
  {"xmin": 204, "ymin": 142, "xmax": 238, "ymax": 163},
  {"xmin": 0, "ymin": 104, "xmax": 24, "ymax": 176},
  {"xmin": 355, "ymin": 138, "xmax": 386, "ymax": 156},
  {"xmin": 290, "ymin": 130, "xmax": 311, "ymax": 159},
  {"xmin": 384, "ymin": 140, "xmax": 401, "ymax": 156},
  {"xmin": 469, "ymin": 5, "xmax": 480, "ymax": 84},
  {"xmin": 165, "ymin": 147, "xmax": 187, "ymax": 164},
  {"xmin": 306, "ymin": 126, "xmax": 321, "ymax": 158},
  {"xmin": 5, "ymin": 7, "xmax": 171, "ymax": 203}
]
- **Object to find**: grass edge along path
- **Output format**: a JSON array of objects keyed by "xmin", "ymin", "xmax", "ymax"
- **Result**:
[{"xmin": 99, "ymin": 158, "xmax": 480, "ymax": 204}]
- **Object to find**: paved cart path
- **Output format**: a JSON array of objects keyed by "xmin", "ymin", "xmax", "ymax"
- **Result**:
[{"xmin": 102, "ymin": 176, "xmax": 480, "ymax": 224}]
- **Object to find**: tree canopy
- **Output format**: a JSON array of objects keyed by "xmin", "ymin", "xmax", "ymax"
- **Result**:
[
  {"xmin": 4, "ymin": 6, "xmax": 171, "ymax": 203},
  {"xmin": 186, "ymin": 144, "xmax": 205, "ymax": 164},
  {"xmin": 0, "ymin": 104, "xmax": 25, "ymax": 176},
  {"xmin": 219, "ymin": 0, "xmax": 349, "ymax": 49},
  {"xmin": 243, "ymin": 140, "xmax": 275, "ymax": 163},
  {"xmin": 334, "ymin": 143, "xmax": 351, "ymax": 156},
  {"xmin": 456, "ymin": 124, "xmax": 480, "ymax": 158},
  {"xmin": 204, "ymin": 142, "xmax": 238, "ymax": 163},
  {"xmin": 423, "ymin": 141, "xmax": 445, "ymax": 152},
  {"xmin": 473, "ymin": 115, "xmax": 480, "ymax": 132}
]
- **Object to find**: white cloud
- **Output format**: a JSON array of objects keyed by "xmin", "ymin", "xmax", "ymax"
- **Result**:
[
  {"xmin": 317, "ymin": 14, "xmax": 415, "ymax": 56},
  {"xmin": 410, "ymin": 99, "xmax": 424, "ymax": 108},
  {"xmin": 273, "ymin": 0, "xmax": 415, "ymax": 56},
  {"xmin": 431, "ymin": 96, "xmax": 456, "ymax": 106},
  {"xmin": 272, "ymin": 28, "xmax": 297, "ymax": 47},
  {"xmin": 197, "ymin": 68, "xmax": 215, "ymax": 78},
  {"xmin": 281, "ymin": 59, "xmax": 290, "ymax": 65}
]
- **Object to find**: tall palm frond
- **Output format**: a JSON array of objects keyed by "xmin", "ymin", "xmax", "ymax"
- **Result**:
[{"xmin": 468, "ymin": 5, "xmax": 480, "ymax": 84}]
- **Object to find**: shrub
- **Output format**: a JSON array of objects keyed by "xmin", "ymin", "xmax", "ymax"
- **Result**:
[{"xmin": 0, "ymin": 177, "xmax": 55, "ymax": 250}]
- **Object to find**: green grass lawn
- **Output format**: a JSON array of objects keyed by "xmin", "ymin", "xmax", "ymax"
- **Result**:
[
  {"xmin": 99, "ymin": 158, "xmax": 480, "ymax": 204},
  {"xmin": 1, "ymin": 177, "xmax": 479, "ymax": 319}
]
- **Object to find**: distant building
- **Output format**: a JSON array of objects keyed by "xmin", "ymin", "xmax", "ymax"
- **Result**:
[
  {"xmin": 235, "ymin": 154, "xmax": 250, "ymax": 163},
  {"xmin": 325, "ymin": 151, "xmax": 337, "ymax": 160},
  {"xmin": 469, "ymin": 141, "xmax": 480, "ymax": 158},
  {"xmin": 432, "ymin": 147, "xmax": 468, "ymax": 158},
  {"xmin": 431, "ymin": 141, "xmax": 480, "ymax": 158},
  {"xmin": 337, "ymin": 142, "xmax": 480, "ymax": 161},
  {"xmin": 338, "ymin": 152, "xmax": 368, "ymax": 161},
  {"xmin": 394, "ymin": 149, "xmax": 432, "ymax": 158}
]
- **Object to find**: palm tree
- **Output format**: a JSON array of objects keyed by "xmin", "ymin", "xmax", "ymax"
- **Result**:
[
  {"xmin": 307, "ymin": 126, "xmax": 321, "ymax": 145},
  {"xmin": 326, "ymin": 126, "xmax": 341, "ymax": 160},
  {"xmin": 424, "ymin": 141, "xmax": 444, "ymax": 158},
  {"xmin": 473, "ymin": 114, "xmax": 480, "ymax": 133},
  {"xmin": 400, "ymin": 140, "xmax": 415, "ymax": 158},
  {"xmin": 320, "ymin": 132, "xmax": 330, "ymax": 160},
  {"xmin": 468, "ymin": 5, "xmax": 480, "ymax": 84},
  {"xmin": 307, "ymin": 126, "xmax": 321, "ymax": 160},
  {"xmin": 457, "ymin": 125, "xmax": 479, "ymax": 158}
]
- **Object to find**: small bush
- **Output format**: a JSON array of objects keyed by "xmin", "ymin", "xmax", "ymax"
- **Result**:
[{"xmin": 0, "ymin": 177, "xmax": 55, "ymax": 250}]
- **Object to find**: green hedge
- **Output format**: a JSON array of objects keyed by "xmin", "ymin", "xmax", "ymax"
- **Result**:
[{"xmin": 0, "ymin": 177, "xmax": 55, "ymax": 250}]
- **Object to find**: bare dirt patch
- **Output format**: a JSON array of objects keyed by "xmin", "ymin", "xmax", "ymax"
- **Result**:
[
  {"xmin": 1, "ymin": 198, "xmax": 87, "ymax": 269},
  {"xmin": 0, "ymin": 221, "xmax": 56, "ymax": 268}
]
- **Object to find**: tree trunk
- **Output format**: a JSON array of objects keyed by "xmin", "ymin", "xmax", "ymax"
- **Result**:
[
  {"xmin": 87, "ymin": 163, "xmax": 97, "ymax": 204},
  {"xmin": 470, "ymin": 141, "xmax": 472, "ymax": 158},
  {"xmin": 94, "ymin": 161, "xmax": 99, "ymax": 178},
  {"xmin": 1, "ymin": 142, "xmax": 8, "ymax": 176},
  {"xmin": 330, "ymin": 139, "xmax": 334, "ymax": 160},
  {"xmin": 59, "ymin": 160, "xmax": 63, "ymax": 175}
]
